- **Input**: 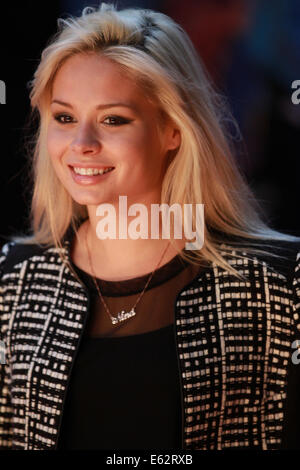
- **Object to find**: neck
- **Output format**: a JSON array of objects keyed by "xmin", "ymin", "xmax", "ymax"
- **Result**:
[{"xmin": 78, "ymin": 201, "xmax": 185, "ymax": 280}]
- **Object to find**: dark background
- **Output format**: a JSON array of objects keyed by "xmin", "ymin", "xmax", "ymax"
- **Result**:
[{"xmin": 1, "ymin": 0, "xmax": 300, "ymax": 246}]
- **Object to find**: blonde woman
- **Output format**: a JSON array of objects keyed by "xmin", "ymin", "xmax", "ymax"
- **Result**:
[{"xmin": 1, "ymin": 3, "xmax": 300, "ymax": 450}]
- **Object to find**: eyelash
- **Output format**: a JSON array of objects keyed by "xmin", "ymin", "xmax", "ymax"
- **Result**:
[{"xmin": 53, "ymin": 113, "xmax": 131, "ymax": 126}]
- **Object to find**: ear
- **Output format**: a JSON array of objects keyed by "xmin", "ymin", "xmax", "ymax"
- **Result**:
[{"xmin": 165, "ymin": 126, "xmax": 181, "ymax": 151}]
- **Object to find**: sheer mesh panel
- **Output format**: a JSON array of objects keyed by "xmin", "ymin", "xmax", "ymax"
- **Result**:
[{"xmin": 70, "ymin": 250, "xmax": 206, "ymax": 338}]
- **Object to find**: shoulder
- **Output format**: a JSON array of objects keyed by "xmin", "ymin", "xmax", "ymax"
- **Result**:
[
  {"xmin": 0, "ymin": 240, "xmax": 59, "ymax": 277},
  {"xmin": 0, "ymin": 224, "xmax": 78, "ymax": 276},
  {"xmin": 259, "ymin": 239, "xmax": 300, "ymax": 281},
  {"xmin": 219, "ymin": 236, "xmax": 300, "ymax": 282}
]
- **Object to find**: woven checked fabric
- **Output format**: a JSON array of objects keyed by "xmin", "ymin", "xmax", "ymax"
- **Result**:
[{"xmin": 0, "ymin": 236, "xmax": 300, "ymax": 450}]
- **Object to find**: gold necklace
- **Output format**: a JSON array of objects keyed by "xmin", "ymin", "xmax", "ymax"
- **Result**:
[{"xmin": 85, "ymin": 224, "xmax": 170, "ymax": 325}]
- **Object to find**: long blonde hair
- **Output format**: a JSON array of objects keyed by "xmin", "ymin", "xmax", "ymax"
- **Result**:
[{"xmin": 10, "ymin": 2, "xmax": 300, "ymax": 280}]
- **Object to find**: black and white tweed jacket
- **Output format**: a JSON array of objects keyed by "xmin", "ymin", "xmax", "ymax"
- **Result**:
[{"xmin": 1, "ymin": 229, "xmax": 300, "ymax": 450}]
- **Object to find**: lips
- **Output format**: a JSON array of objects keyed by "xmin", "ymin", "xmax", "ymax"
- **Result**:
[
  {"xmin": 72, "ymin": 166, "xmax": 114, "ymax": 175},
  {"xmin": 68, "ymin": 165, "xmax": 115, "ymax": 184},
  {"xmin": 68, "ymin": 164, "xmax": 115, "ymax": 170},
  {"xmin": 68, "ymin": 164, "xmax": 114, "ymax": 168}
]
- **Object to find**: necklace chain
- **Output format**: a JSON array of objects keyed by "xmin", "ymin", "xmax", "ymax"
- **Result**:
[{"xmin": 85, "ymin": 224, "xmax": 170, "ymax": 325}]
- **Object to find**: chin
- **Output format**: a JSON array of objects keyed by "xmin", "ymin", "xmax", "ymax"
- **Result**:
[
  {"xmin": 73, "ymin": 197, "xmax": 104, "ymax": 207},
  {"xmin": 72, "ymin": 192, "xmax": 114, "ymax": 207}
]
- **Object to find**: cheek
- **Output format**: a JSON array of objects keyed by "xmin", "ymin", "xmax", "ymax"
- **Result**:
[
  {"xmin": 105, "ymin": 132, "xmax": 146, "ymax": 164},
  {"xmin": 47, "ymin": 128, "xmax": 67, "ymax": 163},
  {"xmin": 120, "ymin": 124, "xmax": 162, "ymax": 164}
]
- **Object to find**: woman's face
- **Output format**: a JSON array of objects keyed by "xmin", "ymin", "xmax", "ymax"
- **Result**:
[{"xmin": 47, "ymin": 53, "xmax": 180, "ymax": 207}]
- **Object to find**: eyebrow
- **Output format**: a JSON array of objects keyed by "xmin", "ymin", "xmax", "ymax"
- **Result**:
[{"xmin": 51, "ymin": 99, "xmax": 137, "ymax": 111}]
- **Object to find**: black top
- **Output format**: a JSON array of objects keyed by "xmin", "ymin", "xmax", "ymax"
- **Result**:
[
  {"xmin": 57, "ymin": 324, "xmax": 182, "ymax": 450},
  {"xmin": 57, "ymin": 250, "xmax": 204, "ymax": 450}
]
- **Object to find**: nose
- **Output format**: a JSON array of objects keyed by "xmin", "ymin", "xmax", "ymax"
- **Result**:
[{"xmin": 70, "ymin": 124, "xmax": 101, "ymax": 155}]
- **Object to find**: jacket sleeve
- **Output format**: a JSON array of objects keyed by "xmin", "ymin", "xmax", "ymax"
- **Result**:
[
  {"xmin": 292, "ymin": 250, "xmax": 300, "ymax": 330},
  {"xmin": 0, "ymin": 242, "xmax": 15, "ymax": 449},
  {"xmin": 281, "ymin": 249, "xmax": 300, "ymax": 449}
]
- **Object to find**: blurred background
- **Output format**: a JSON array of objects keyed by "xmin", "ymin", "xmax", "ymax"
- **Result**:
[{"xmin": 1, "ymin": 0, "xmax": 300, "ymax": 246}]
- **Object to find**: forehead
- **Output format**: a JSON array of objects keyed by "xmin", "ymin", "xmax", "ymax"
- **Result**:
[{"xmin": 51, "ymin": 53, "xmax": 150, "ymax": 107}]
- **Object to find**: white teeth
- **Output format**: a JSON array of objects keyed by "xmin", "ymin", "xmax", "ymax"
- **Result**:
[{"xmin": 73, "ymin": 167, "xmax": 114, "ymax": 176}]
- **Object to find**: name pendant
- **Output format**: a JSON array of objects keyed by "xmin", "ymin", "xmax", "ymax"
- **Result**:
[{"xmin": 111, "ymin": 308, "xmax": 136, "ymax": 325}]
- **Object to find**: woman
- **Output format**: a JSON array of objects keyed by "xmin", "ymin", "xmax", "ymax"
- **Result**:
[{"xmin": 1, "ymin": 3, "xmax": 300, "ymax": 450}]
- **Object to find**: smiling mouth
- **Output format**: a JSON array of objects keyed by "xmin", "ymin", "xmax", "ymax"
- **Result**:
[{"xmin": 70, "ymin": 166, "xmax": 115, "ymax": 176}]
